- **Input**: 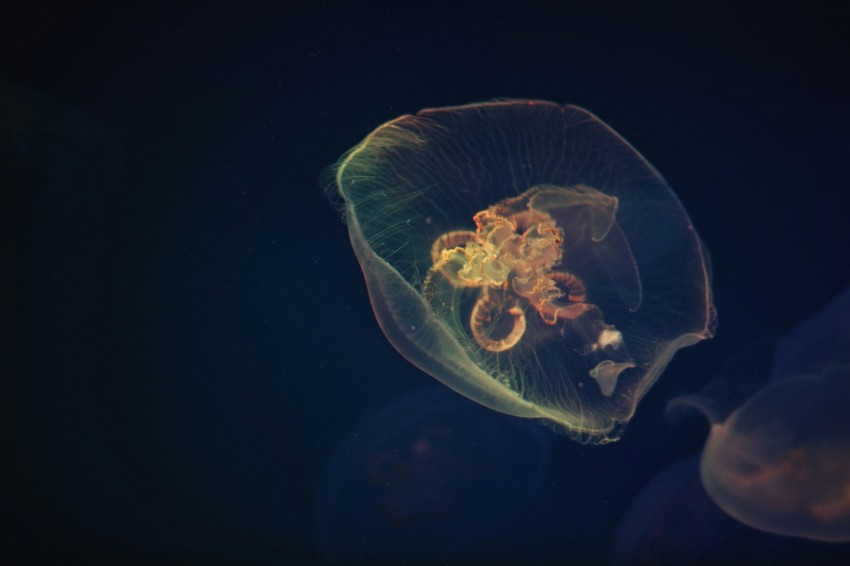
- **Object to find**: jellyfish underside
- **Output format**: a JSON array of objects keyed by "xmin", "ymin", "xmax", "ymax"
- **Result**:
[
  {"xmin": 423, "ymin": 185, "xmax": 630, "ymax": 367},
  {"xmin": 329, "ymin": 100, "xmax": 715, "ymax": 442},
  {"xmin": 401, "ymin": 183, "xmax": 648, "ymax": 431}
]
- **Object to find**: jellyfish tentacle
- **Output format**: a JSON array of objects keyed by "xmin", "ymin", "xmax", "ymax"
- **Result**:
[
  {"xmin": 423, "ymin": 230, "xmax": 481, "ymax": 303},
  {"xmin": 430, "ymin": 230, "xmax": 476, "ymax": 263},
  {"xmin": 535, "ymin": 299, "xmax": 592, "ymax": 325},
  {"xmin": 423, "ymin": 260, "xmax": 470, "ymax": 304},
  {"xmin": 550, "ymin": 271, "xmax": 587, "ymax": 303},
  {"xmin": 422, "ymin": 265, "xmax": 441, "ymax": 304},
  {"xmin": 470, "ymin": 290, "xmax": 527, "ymax": 352}
]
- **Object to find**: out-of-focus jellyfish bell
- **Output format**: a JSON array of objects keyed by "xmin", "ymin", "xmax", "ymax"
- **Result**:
[
  {"xmin": 314, "ymin": 387, "xmax": 551, "ymax": 563},
  {"xmin": 696, "ymin": 286, "xmax": 850, "ymax": 542},
  {"xmin": 612, "ymin": 457, "xmax": 784, "ymax": 565}
]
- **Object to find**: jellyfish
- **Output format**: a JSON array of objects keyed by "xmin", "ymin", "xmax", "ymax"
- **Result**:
[
  {"xmin": 612, "ymin": 457, "xmax": 784, "ymax": 565},
  {"xmin": 326, "ymin": 100, "xmax": 715, "ymax": 443},
  {"xmin": 686, "ymin": 286, "xmax": 850, "ymax": 542},
  {"xmin": 314, "ymin": 387, "xmax": 551, "ymax": 562}
]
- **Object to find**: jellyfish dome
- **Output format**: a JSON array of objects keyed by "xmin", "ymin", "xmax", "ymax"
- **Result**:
[
  {"xmin": 327, "ymin": 100, "xmax": 715, "ymax": 443},
  {"xmin": 698, "ymin": 286, "xmax": 850, "ymax": 542}
]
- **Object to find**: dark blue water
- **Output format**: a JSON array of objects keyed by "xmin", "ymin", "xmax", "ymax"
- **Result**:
[{"xmin": 5, "ymin": 2, "xmax": 850, "ymax": 564}]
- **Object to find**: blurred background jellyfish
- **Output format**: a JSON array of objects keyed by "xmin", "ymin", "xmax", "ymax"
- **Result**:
[
  {"xmin": 680, "ymin": 285, "xmax": 850, "ymax": 542},
  {"xmin": 326, "ymin": 100, "xmax": 715, "ymax": 443},
  {"xmin": 314, "ymin": 386, "xmax": 551, "ymax": 563},
  {"xmin": 611, "ymin": 456, "xmax": 784, "ymax": 566}
]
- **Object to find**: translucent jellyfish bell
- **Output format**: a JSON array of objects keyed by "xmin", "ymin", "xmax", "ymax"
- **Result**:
[
  {"xmin": 612, "ymin": 457, "xmax": 784, "ymax": 565},
  {"xmin": 326, "ymin": 100, "xmax": 715, "ymax": 443},
  {"xmin": 697, "ymin": 286, "xmax": 850, "ymax": 542},
  {"xmin": 314, "ymin": 387, "xmax": 551, "ymax": 562}
]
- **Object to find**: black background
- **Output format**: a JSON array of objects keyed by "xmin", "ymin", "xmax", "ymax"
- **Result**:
[{"xmin": 4, "ymin": 1, "xmax": 850, "ymax": 564}]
